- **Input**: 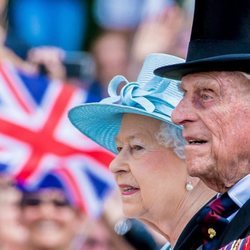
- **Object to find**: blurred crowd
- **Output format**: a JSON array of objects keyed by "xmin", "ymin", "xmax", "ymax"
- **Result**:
[
  {"xmin": 0, "ymin": 0, "xmax": 194, "ymax": 249},
  {"xmin": 3, "ymin": 0, "xmax": 194, "ymax": 97},
  {"xmin": 0, "ymin": 174, "xmax": 164, "ymax": 250}
]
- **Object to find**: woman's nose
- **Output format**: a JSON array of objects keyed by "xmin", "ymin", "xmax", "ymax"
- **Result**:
[{"xmin": 109, "ymin": 150, "xmax": 129, "ymax": 174}]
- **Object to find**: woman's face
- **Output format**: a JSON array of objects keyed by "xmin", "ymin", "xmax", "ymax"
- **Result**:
[{"xmin": 109, "ymin": 114, "xmax": 187, "ymax": 223}]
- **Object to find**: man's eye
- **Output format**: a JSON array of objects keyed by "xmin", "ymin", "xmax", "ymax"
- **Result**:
[
  {"xmin": 201, "ymin": 94, "xmax": 211, "ymax": 100},
  {"xmin": 200, "ymin": 91, "xmax": 213, "ymax": 101}
]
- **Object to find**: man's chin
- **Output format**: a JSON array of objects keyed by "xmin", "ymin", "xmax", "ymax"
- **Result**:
[{"xmin": 186, "ymin": 155, "xmax": 211, "ymax": 178}]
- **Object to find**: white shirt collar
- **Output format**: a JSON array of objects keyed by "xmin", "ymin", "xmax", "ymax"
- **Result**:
[{"xmin": 228, "ymin": 173, "xmax": 250, "ymax": 207}]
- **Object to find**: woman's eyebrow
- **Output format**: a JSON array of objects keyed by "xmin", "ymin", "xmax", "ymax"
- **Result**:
[{"xmin": 115, "ymin": 133, "xmax": 147, "ymax": 143}]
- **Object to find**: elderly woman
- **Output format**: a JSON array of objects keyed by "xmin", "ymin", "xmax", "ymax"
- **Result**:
[{"xmin": 68, "ymin": 53, "xmax": 215, "ymax": 248}]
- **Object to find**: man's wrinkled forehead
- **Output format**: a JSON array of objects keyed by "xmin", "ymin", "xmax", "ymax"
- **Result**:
[{"xmin": 179, "ymin": 72, "xmax": 222, "ymax": 92}]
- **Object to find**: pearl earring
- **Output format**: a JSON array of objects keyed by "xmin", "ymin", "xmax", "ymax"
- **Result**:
[
  {"xmin": 114, "ymin": 218, "xmax": 132, "ymax": 235},
  {"xmin": 185, "ymin": 181, "xmax": 193, "ymax": 191}
]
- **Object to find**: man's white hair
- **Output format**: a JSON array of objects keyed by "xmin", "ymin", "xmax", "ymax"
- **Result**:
[{"xmin": 241, "ymin": 72, "xmax": 250, "ymax": 80}]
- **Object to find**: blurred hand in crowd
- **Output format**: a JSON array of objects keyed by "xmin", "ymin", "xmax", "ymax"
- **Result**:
[
  {"xmin": 131, "ymin": 5, "xmax": 185, "ymax": 62},
  {"xmin": 27, "ymin": 46, "xmax": 67, "ymax": 80}
]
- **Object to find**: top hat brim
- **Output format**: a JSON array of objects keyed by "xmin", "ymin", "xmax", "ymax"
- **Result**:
[{"xmin": 154, "ymin": 54, "xmax": 250, "ymax": 80}]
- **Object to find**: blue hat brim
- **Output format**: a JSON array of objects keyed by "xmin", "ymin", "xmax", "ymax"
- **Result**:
[
  {"xmin": 68, "ymin": 103, "xmax": 178, "ymax": 154},
  {"xmin": 155, "ymin": 54, "xmax": 250, "ymax": 80}
]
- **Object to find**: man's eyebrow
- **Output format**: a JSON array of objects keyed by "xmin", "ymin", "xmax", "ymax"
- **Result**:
[{"xmin": 194, "ymin": 79, "xmax": 221, "ymax": 93}]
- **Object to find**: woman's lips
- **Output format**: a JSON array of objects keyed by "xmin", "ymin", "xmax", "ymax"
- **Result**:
[{"xmin": 119, "ymin": 184, "xmax": 140, "ymax": 195}]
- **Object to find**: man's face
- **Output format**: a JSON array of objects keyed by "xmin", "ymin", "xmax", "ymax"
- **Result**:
[{"xmin": 172, "ymin": 71, "xmax": 250, "ymax": 192}]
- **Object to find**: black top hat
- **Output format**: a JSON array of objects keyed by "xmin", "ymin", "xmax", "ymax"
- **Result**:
[{"xmin": 155, "ymin": 0, "xmax": 250, "ymax": 80}]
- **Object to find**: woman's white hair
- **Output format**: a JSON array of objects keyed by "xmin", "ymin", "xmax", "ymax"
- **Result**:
[{"xmin": 155, "ymin": 122, "xmax": 186, "ymax": 159}]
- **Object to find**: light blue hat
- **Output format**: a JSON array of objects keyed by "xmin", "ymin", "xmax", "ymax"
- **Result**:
[{"xmin": 68, "ymin": 53, "xmax": 184, "ymax": 154}]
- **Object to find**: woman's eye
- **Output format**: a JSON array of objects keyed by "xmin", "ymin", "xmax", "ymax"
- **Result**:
[
  {"xmin": 116, "ymin": 146, "xmax": 122, "ymax": 152},
  {"xmin": 131, "ymin": 145, "xmax": 144, "ymax": 152}
]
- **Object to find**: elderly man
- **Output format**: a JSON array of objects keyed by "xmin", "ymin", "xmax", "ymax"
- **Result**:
[{"xmin": 155, "ymin": 0, "xmax": 250, "ymax": 249}]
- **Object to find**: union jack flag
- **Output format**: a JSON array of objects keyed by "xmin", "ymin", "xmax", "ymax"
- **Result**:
[{"xmin": 0, "ymin": 62, "xmax": 115, "ymax": 217}]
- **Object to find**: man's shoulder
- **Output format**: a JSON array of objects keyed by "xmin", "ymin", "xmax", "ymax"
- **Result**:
[
  {"xmin": 173, "ymin": 197, "xmax": 250, "ymax": 250},
  {"xmin": 220, "ymin": 197, "xmax": 250, "ymax": 247},
  {"xmin": 227, "ymin": 197, "xmax": 250, "ymax": 229}
]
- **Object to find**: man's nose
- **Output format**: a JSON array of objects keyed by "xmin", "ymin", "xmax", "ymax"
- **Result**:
[{"xmin": 172, "ymin": 98, "xmax": 195, "ymax": 126}]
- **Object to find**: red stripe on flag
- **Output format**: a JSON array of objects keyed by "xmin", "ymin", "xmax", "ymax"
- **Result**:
[
  {"xmin": 0, "ymin": 118, "xmax": 113, "ymax": 164},
  {"xmin": 0, "ymin": 79, "xmax": 113, "ymax": 180},
  {"xmin": 56, "ymin": 167, "xmax": 87, "ymax": 213},
  {"xmin": 42, "ymin": 83, "xmax": 75, "ymax": 133},
  {"xmin": 0, "ymin": 64, "xmax": 33, "ymax": 114}
]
